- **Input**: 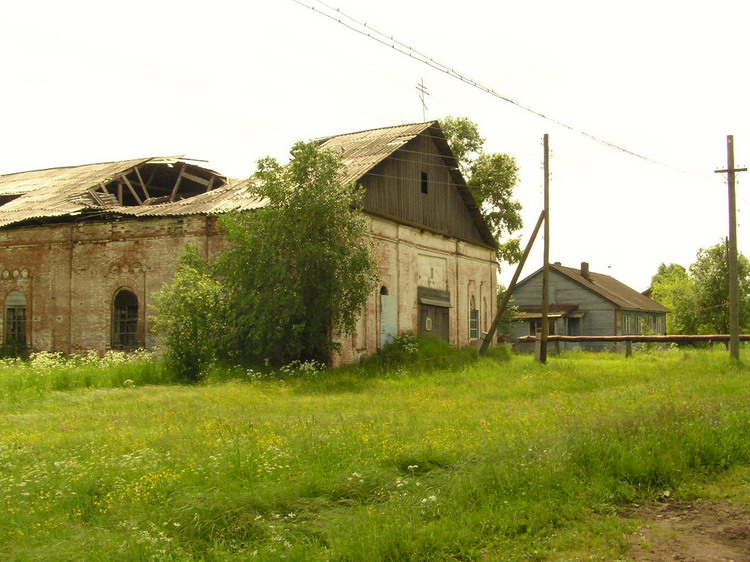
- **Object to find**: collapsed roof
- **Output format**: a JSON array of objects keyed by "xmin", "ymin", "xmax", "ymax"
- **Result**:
[{"xmin": 0, "ymin": 122, "xmax": 494, "ymax": 247}]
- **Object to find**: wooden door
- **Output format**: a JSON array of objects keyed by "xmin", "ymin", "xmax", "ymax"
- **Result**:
[{"xmin": 380, "ymin": 294, "xmax": 397, "ymax": 348}]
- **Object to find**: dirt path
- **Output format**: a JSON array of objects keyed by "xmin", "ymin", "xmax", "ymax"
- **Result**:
[{"xmin": 627, "ymin": 500, "xmax": 750, "ymax": 561}]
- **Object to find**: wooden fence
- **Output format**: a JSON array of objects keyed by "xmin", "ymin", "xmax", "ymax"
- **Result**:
[{"xmin": 515, "ymin": 334, "xmax": 750, "ymax": 357}]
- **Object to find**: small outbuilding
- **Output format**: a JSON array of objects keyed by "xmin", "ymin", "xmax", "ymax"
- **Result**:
[{"xmin": 509, "ymin": 261, "xmax": 669, "ymax": 351}]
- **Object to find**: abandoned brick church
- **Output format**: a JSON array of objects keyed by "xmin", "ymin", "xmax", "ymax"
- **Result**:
[{"xmin": 0, "ymin": 122, "xmax": 498, "ymax": 364}]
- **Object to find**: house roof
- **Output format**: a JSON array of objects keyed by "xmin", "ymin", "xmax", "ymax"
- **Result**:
[
  {"xmin": 317, "ymin": 121, "xmax": 496, "ymax": 248},
  {"xmin": 0, "ymin": 122, "xmax": 495, "ymax": 247},
  {"xmin": 515, "ymin": 262, "xmax": 670, "ymax": 313}
]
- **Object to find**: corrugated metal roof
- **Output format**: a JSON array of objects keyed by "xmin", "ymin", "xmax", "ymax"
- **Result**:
[
  {"xmin": 317, "ymin": 122, "xmax": 434, "ymax": 184},
  {"xmin": 0, "ymin": 122, "xmax": 494, "ymax": 249}
]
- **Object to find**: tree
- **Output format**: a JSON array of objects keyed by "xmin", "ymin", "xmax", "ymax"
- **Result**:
[
  {"xmin": 650, "ymin": 242, "xmax": 750, "ymax": 335},
  {"xmin": 152, "ymin": 246, "xmax": 229, "ymax": 382},
  {"xmin": 216, "ymin": 140, "xmax": 378, "ymax": 366},
  {"xmin": 689, "ymin": 242, "xmax": 750, "ymax": 334},
  {"xmin": 440, "ymin": 116, "xmax": 523, "ymax": 263},
  {"xmin": 650, "ymin": 263, "xmax": 699, "ymax": 334}
]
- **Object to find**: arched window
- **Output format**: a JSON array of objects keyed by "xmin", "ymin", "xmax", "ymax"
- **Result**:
[
  {"xmin": 113, "ymin": 289, "xmax": 139, "ymax": 348},
  {"xmin": 469, "ymin": 295, "xmax": 479, "ymax": 341},
  {"xmin": 4, "ymin": 291, "xmax": 26, "ymax": 348}
]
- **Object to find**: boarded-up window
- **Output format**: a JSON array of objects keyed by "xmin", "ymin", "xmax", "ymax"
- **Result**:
[
  {"xmin": 113, "ymin": 289, "xmax": 138, "ymax": 348},
  {"xmin": 4, "ymin": 291, "xmax": 26, "ymax": 348}
]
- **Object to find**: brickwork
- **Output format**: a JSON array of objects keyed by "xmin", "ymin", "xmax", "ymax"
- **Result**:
[
  {"xmin": 0, "ymin": 213, "xmax": 496, "ymax": 363},
  {"xmin": 334, "ymin": 216, "xmax": 498, "ymax": 365},
  {"xmin": 0, "ymin": 216, "xmax": 223, "ymax": 354}
]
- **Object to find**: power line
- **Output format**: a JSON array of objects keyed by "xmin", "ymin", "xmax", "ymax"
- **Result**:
[{"xmin": 292, "ymin": 0, "xmax": 709, "ymax": 179}]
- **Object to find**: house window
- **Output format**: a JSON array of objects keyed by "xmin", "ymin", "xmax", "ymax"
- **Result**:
[
  {"xmin": 530, "ymin": 319, "xmax": 556, "ymax": 335},
  {"xmin": 4, "ymin": 290, "xmax": 26, "ymax": 348},
  {"xmin": 421, "ymin": 172, "xmax": 429, "ymax": 194},
  {"xmin": 622, "ymin": 314, "xmax": 642, "ymax": 335},
  {"xmin": 113, "ymin": 289, "xmax": 139, "ymax": 348},
  {"xmin": 469, "ymin": 296, "xmax": 479, "ymax": 341}
]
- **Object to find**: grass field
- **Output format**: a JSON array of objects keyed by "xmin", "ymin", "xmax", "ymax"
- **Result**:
[{"xmin": 1, "ymin": 345, "xmax": 749, "ymax": 560}]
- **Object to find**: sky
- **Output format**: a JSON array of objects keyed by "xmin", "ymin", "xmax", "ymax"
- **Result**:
[{"xmin": 2, "ymin": 0, "xmax": 749, "ymax": 291}]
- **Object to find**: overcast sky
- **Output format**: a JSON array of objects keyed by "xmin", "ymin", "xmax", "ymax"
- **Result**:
[{"xmin": 2, "ymin": 0, "xmax": 749, "ymax": 291}]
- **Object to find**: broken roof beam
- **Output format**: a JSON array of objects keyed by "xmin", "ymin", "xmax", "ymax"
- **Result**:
[
  {"xmin": 181, "ymin": 170, "xmax": 212, "ymax": 187},
  {"xmin": 120, "ymin": 174, "xmax": 143, "ymax": 206},
  {"xmin": 169, "ymin": 165, "xmax": 185, "ymax": 202},
  {"xmin": 133, "ymin": 166, "xmax": 151, "ymax": 200}
]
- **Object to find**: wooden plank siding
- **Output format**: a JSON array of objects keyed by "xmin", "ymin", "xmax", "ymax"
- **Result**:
[
  {"xmin": 510, "ymin": 270, "xmax": 618, "ymax": 351},
  {"xmin": 360, "ymin": 135, "xmax": 486, "ymax": 246}
]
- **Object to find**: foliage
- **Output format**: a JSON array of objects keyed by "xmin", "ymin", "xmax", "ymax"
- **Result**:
[
  {"xmin": 651, "ymin": 242, "xmax": 750, "ymax": 335},
  {"xmin": 440, "ymin": 116, "xmax": 523, "ymax": 262},
  {"xmin": 690, "ymin": 242, "xmax": 750, "ymax": 334},
  {"xmin": 2, "ymin": 350, "xmax": 750, "ymax": 559},
  {"xmin": 494, "ymin": 284, "xmax": 518, "ymax": 340},
  {"xmin": 216, "ymin": 140, "xmax": 378, "ymax": 367},
  {"xmin": 650, "ymin": 263, "xmax": 700, "ymax": 334},
  {"xmin": 0, "ymin": 349, "xmax": 167, "ymax": 398},
  {"xmin": 152, "ymin": 246, "xmax": 228, "ymax": 382}
]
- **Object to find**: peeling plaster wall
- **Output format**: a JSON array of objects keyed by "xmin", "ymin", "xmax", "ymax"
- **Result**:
[
  {"xmin": 334, "ymin": 216, "xmax": 498, "ymax": 366},
  {"xmin": 0, "ymin": 213, "xmax": 496, "ymax": 365}
]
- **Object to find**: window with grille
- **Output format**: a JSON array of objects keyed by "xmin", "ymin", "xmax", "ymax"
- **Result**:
[
  {"xmin": 469, "ymin": 296, "xmax": 479, "ymax": 341},
  {"xmin": 113, "ymin": 289, "xmax": 138, "ymax": 348},
  {"xmin": 4, "ymin": 291, "xmax": 26, "ymax": 348}
]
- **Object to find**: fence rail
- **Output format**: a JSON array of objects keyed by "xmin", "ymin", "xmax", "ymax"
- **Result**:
[
  {"xmin": 516, "ymin": 334, "xmax": 750, "ymax": 344},
  {"xmin": 514, "ymin": 334, "xmax": 750, "ymax": 358}
]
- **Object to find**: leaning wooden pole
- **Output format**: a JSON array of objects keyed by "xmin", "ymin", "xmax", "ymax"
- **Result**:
[
  {"xmin": 538, "ymin": 134, "xmax": 550, "ymax": 364},
  {"xmin": 478, "ymin": 210, "xmax": 545, "ymax": 355}
]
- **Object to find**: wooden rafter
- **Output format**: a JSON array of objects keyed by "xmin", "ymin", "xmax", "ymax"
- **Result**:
[
  {"xmin": 120, "ymin": 174, "xmax": 143, "ymax": 206},
  {"xmin": 133, "ymin": 166, "xmax": 151, "ymax": 200},
  {"xmin": 169, "ymin": 164, "xmax": 186, "ymax": 202},
  {"xmin": 181, "ymin": 171, "xmax": 211, "ymax": 187}
]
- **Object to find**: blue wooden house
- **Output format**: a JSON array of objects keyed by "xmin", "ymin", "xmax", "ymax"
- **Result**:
[{"xmin": 509, "ymin": 262, "xmax": 669, "ymax": 350}]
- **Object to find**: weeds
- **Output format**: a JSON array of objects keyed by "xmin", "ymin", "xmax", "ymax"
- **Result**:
[{"xmin": 0, "ymin": 348, "xmax": 749, "ymax": 559}]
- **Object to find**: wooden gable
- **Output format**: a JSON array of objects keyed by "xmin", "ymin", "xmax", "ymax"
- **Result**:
[{"xmin": 358, "ymin": 130, "xmax": 490, "ymax": 248}]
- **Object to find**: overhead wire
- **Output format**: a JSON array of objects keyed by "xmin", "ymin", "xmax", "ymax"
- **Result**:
[{"xmin": 292, "ymin": 0, "xmax": 711, "ymax": 179}]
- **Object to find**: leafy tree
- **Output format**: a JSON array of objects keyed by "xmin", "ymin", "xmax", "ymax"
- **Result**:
[
  {"xmin": 440, "ymin": 116, "xmax": 523, "ymax": 262},
  {"xmin": 650, "ymin": 242, "xmax": 750, "ymax": 335},
  {"xmin": 216, "ymin": 140, "xmax": 378, "ymax": 366},
  {"xmin": 152, "ymin": 246, "xmax": 228, "ymax": 382},
  {"xmin": 650, "ymin": 263, "xmax": 699, "ymax": 334},
  {"xmin": 689, "ymin": 242, "xmax": 750, "ymax": 334}
]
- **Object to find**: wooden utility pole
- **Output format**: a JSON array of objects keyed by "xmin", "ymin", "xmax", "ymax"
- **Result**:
[
  {"xmin": 715, "ymin": 135, "xmax": 746, "ymax": 361},
  {"xmin": 538, "ymin": 134, "xmax": 550, "ymax": 364}
]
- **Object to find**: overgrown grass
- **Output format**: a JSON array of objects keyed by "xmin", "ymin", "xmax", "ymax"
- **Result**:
[
  {"xmin": 0, "ymin": 347, "xmax": 749, "ymax": 559},
  {"xmin": 0, "ymin": 350, "xmax": 169, "ymax": 401}
]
